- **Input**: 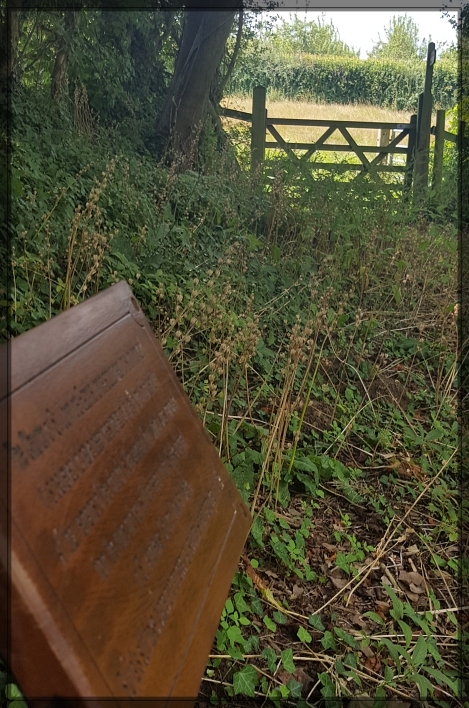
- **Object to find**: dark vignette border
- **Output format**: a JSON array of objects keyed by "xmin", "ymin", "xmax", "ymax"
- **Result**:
[{"xmin": 1, "ymin": 0, "xmax": 467, "ymax": 705}]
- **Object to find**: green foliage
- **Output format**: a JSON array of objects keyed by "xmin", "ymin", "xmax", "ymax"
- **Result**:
[
  {"xmin": 14, "ymin": 9, "xmax": 178, "ymax": 152},
  {"xmin": 368, "ymin": 14, "xmax": 429, "ymax": 61},
  {"xmin": 258, "ymin": 14, "xmax": 359, "ymax": 58},
  {"xmin": 228, "ymin": 53, "xmax": 457, "ymax": 110},
  {"xmin": 0, "ymin": 664, "xmax": 27, "ymax": 708},
  {"xmin": 438, "ymin": 42, "xmax": 457, "ymax": 61}
]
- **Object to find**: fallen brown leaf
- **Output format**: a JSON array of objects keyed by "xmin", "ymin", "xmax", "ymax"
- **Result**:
[
  {"xmin": 403, "ymin": 544, "xmax": 419, "ymax": 556},
  {"xmin": 409, "ymin": 582, "xmax": 425, "ymax": 594},
  {"xmin": 395, "ymin": 458, "xmax": 426, "ymax": 481},
  {"xmin": 264, "ymin": 569, "xmax": 278, "ymax": 578},
  {"xmin": 397, "ymin": 581, "xmax": 419, "ymax": 602},
  {"xmin": 348, "ymin": 613, "xmax": 369, "ymax": 630},
  {"xmin": 399, "ymin": 570, "xmax": 424, "ymax": 586},
  {"xmin": 290, "ymin": 583, "xmax": 304, "ymax": 599},
  {"xmin": 376, "ymin": 602, "xmax": 390, "ymax": 615},
  {"xmin": 322, "ymin": 543, "xmax": 337, "ymax": 553},
  {"xmin": 364, "ymin": 655, "xmax": 382, "ymax": 673},
  {"xmin": 276, "ymin": 669, "xmax": 294, "ymax": 684}
]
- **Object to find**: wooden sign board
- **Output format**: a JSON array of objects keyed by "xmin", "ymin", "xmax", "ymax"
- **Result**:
[{"xmin": 0, "ymin": 281, "xmax": 251, "ymax": 704}]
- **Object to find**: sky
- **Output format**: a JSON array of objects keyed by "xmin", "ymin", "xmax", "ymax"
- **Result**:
[{"xmin": 274, "ymin": 11, "xmax": 459, "ymax": 58}]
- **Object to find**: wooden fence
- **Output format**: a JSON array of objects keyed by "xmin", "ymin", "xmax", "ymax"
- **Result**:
[{"xmin": 220, "ymin": 43, "xmax": 462, "ymax": 203}]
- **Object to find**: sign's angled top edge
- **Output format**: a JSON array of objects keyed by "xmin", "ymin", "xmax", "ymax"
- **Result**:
[{"xmin": 4, "ymin": 281, "xmax": 136, "ymax": 396}]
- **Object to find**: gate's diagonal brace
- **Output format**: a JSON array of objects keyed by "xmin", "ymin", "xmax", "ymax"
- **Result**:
[
  {"xmin": 300, "ymin": 125, "xmax": 337, "ymax": 162},
  {"xmin": 368, "ymin": 128, "xmax": 410, "ymax": 169},
  {"xmin": 300, "ymin": 148, "xmax": 315, "ymax": 162},
  {"xmin": 267, "ymin": 124, "xmax": 338, "ymax": 163},
  {"xmin": 338, "ymin": 126, "xmax": 371, "ymax": 170},
  {"xmin": 315, "ymin": 125, "xmax": 337, "ymax": 148},
  {"xmin": 353, "ymin": 128, "xmax": 410, "ymax": 183},
  {"xmin": 266, "ymin": 124, "xmax": 300, "ymax": 162}
]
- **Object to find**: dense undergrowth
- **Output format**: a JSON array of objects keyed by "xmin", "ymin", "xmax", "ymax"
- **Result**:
[{"xmin": 5, "ymin": 85, "xmax": 465, "ymax": 706}]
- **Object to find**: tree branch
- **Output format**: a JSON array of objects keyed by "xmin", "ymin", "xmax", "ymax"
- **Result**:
[
  {"xmin": 15, "ymin": 11, "xmax": 38, "ymax": 67},
  {"xmin": 218, "ymin": 9, "xmax": 243, "ymax": 98}
]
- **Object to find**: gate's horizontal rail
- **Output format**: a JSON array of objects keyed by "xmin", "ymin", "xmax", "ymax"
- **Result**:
[
  {"xmin": 220, "ymin": 107, "xmax": 252, "ymax": 121},
  {"xmin": 430, "ymin": 125, "xmax": 457, "ymax": 143},
  {"xmin": 266, "ymin": 118, "xmax": 413, "ymax": 130},
  {"xmin": 264, "ymin": 142, "xmax": 408, "ymax": 154},
  {"xmin": 219, "ymin": 108, "xmax": 414, "ymax": 132},
  {"xmin": 274, "ymin": 162, "xmax": 407, "ymax": 172}
]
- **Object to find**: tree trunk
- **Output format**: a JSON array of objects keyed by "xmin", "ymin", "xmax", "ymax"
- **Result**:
[
  {"xmin": 51, "ymin": 11, "xmax": 77, "ymax": 101},
  {"xmin": 156, "ymin": 6, "xmax": 238, "ymax": 166},
  {"xmin": 216, "ymin": 9, "xmax": 243, "ymax": 102},
  {"xmin": 0, "ymin": 5, "xmax": 21, "ymax": 88},
  {"xmin": 50, "ymin": 45, "xmax": 68, "ymax": 100}
]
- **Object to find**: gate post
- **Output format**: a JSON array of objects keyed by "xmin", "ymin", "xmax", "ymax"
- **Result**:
[
  {"xmin": 251, "ymin": 85, "xmax": 266, "ymax": 173},
  {"xmin": 413, "ymin": 43, "xmax": 436, "ymax": 205},
  {"xmin": 377, "ymin": 128, "xmax": 391, "ymax": 165},
  {"xmin": 432, "ymin": 109, "xmax": 446, "ymax": 198},
  {"xmin": 404, "ymin": 114, "xmax": 417, "ymax": 196}
]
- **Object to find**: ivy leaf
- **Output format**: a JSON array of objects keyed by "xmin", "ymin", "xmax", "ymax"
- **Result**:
[
  {"xmin": 308, "ymin": 614, "xmax": 325, "ymax": 630},
  {"xmin": 273, "ymin": 610, "xmax": 287, "ymax": 624},
  {"xmin": 344, "ymin": 652, "xmax": 357, "ymax": 669},
  {"xmin": 261, "ymin": 647, "xmax": 277, "ymax": 674},
  {"xmin": 233, "ymin": 592, "xmax": 250, "ymax": 616},
  {"xmin": 286, "ymin": 678, "xmax": 303, "ymax": 698},
  {"xmin": 297, "ymin": 626, "xmax": 312, "ymax": 643},
  {"xmin": 334, "ymin": 627, "xmax": 359, "ymax": 649},
  {"xmin": 251, "ymin": 595, "xmax": 263, "ymax": 616},
  {"xmin": 321, "ymin": 631, "xmax": 337, "ymax": 651},
  {"xmin": 226, "ymin": 625, "xmax": 243, "ymax": 646},
  {"xmin": 228, "ymin": 646, "xmax": 244, "ymax": 660},
  {"xmin": 281, "ymin": 648, "xmax": 296, "ymax": 673},
  {"xmin": 8, "ymin": 701, "xmax": 28, "ymax": 708},
  {"xmin": 250, "ymin": 517, "xmax": 264, "ymax": 547},
  {"xmin": 318, "ymin": 672, "xmax": 335, "ymax": 699},
  {"xmin": 335, "ymin": 552, "xmax": 350, "ymax": 574},
  {"xmin": 264, "ymin": 508, "xmax": 276, "ymax": 523},
  {"xmin": 263, "ymin": 615, "xmax": 277, "ymax": 632},
  {"xmin": 270, "ymin": 534, "xmax": 291, "ymax": 566},
  {"xmin": 5, "ymin": 685, "xmax": 23, "ymax": 700},
  {"xmin": 233, "ymin": 665, "xmax": 258, "ymax": 697}
]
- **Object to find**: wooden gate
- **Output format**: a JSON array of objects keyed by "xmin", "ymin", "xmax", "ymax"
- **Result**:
[{"xmin": 219, "ymin": 43, "xmax": 462, "ymax": 202}]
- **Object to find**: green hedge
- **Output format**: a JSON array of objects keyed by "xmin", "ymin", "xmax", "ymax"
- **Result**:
[{"xmin": 227, "ymin": 53, "xmax": 457, "ymax": 110}]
